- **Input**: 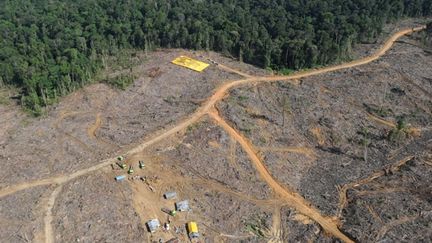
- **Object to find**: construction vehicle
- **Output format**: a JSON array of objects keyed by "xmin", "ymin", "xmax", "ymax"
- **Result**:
[
  {"xmin": 128, "ymin": 165, "xmax": 134, "ymax": 174},
  {"xmin": 139, "ymin": 161, "xmax": 145, "ymax": 169},
  {"xmin": 187, "ymin": 221, "xmax": 199, "ymax": 239},
  {"xmin": 161, "ymin": 208, "xmax": 177, "ymax": 216},
  {"xmin": 117, "ymin": 162, "xmax": 127, "ymax": 169}
]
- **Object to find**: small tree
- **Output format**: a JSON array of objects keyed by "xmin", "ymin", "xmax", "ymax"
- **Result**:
[
  {"xmin": 396, "ymin": 118, "xmax": 407, "ymax": 131},
  {"xmin": 388, "ymin": 117, "xmax": 408, "ymax": 143}
]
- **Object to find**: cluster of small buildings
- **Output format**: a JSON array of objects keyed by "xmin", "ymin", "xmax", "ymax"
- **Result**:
[
  {"xmin": 147, "ymin": 191, "xmax": 199, "ymax": 241},
  {"xmin": 112, "ymin": 155, "xmax": 200, "ymax": 241}
]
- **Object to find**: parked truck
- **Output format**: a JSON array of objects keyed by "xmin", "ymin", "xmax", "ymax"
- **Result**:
[{"xmin": 187, "ymin": 221, "xmax": 199, "ymax": 239}]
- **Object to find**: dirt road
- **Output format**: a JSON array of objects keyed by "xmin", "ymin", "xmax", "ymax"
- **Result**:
[
  {"xmin": 217, "ymin": 63, "xmax": 254, "ymax": 78},
  {"xmin": 269, "ymin": 206, "xmax": 282, "ymax": 243},
  {"xmin": 0, "ymin": 26, "xmax": 425, "ymax": 243},
  {"xmin": 0, "ymin": 158, "xmax": 112, "ymax": 198},
  {"xmin": 209, "ymin": 110, "xmax": 354, "ymax": 243},
  {"xmin": 44, "ymin": 186, "xmax": 63, "ymax": 243},
  {"xmin": 87, "ymin": 113, "xmax": 102, "ymax": 139}
]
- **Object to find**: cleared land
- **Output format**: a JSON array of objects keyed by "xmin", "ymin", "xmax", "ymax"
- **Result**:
[{"xmin": 0, "ymin": 24, "xmax": 431, "ymax": 243}]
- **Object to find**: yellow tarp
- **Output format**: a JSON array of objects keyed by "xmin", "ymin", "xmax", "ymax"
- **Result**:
[{"xmin": 171, "ymin": 56, "xmax": 209, "ymax": 72}]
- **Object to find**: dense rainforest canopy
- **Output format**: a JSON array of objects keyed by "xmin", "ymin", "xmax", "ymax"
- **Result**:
[{"xmin": 0, "ymin": 0, "xmax": 431, "ymax": 114}]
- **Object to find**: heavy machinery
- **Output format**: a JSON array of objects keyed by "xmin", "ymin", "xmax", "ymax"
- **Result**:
[
  {"xmin": 187, "ymin": 221, "xmax": 199, "ymax": 239},
  {"xmin": 116, "ymin": 156, "xmax": 126, "ymax": 169},
  {"xmin": 116, "ymin": 162, "xmax": 126, "ymax": 169},
  {"xmin": 128, "ymin": 165, "xmax": 134, "ymax": 174},
  {"xmin": 139, "ymin": 161, "xmax": 145, "ymax": 169},
  {"xmin": 161, "ymin": 208, "xmax": 177, "ymax": 216}
]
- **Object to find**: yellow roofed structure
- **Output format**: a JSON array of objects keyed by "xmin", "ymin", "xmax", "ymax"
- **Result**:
[{"xmin": 171, "ymin": 56, "xmax": 209, "ymax": 72}]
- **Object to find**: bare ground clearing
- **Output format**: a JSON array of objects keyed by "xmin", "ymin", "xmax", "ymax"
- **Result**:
[{"xmin": 0, "ymin": 25, "xmax": 430, "ymax": 242}]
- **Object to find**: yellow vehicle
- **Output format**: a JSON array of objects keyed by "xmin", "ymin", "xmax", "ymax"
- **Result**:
[{"xmin": 187, "ymin": 221, "xmax": 199, "ymax": 239}]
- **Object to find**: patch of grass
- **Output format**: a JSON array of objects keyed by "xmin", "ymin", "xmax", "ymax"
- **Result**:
[
  {"xmin": 244, "ymin": 214, "xmax": 269, "ymax": 238},
  {"xmin": 186, "ymin": 123, "xmax": 199, "ymax": 132},
  {"xmin": 163, "ymin": 95, "xmax": 176, "ymax": 105},
  {"xmin": 240, "ymin": 127, "xmax": 252, "ymax": 135},
  {"xmin": 265, "ymin": 67, "xmax": 274, "ymax": 73},
  {"xmin": 278, "ymin": 68, "xmax": 295, "ymax": 75},
  {"xmin": 239, "ymin": 122, "xmax": 255, "ymax": 135},
  {"xmin": 245, "ymin": 223, "xmax": 266, "ymax": 237},
  {"xmin": 0, "ymin": 91, "xmax": 10, "ymax": 105},
  {"xmin": 19, "ymin": 117, "xmax": 32, "ymax": 127},
  {"xmin": 0, "ymin": 85, "xmax": 20, "ymax": 106},
  {"xmin": 104, "ymin": 73, "xmax": 136, "ymax": 90},
  {"xmin": 238, "ymin": 95, "xmax": 249, "ymax": 101}
]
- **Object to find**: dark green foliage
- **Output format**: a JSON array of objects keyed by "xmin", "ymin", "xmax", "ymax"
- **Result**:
[
  {"xmin": 0, "ymin": 0, "xmax": 431, "ymax": 114},
  {"xmin": 244, "ymin": 214, "xmax": 269, "ymax": 238},
  {"xmin": 388, "ymin": 117, "xmax": 408, "ymax": 143},
  {"xmin": 396, "ymin": 117, "xmax": 408, "ymax": 131},
  {"xmin": 278, "ymin": 68, "xmax": 295, "ymax": 75}
]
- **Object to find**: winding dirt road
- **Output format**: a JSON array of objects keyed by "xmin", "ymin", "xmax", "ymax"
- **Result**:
[
  {"xmin": 0, "ymin": 26, "xmax": 426, "ymax": 243},
  {"xmin": 209, "ymin": 110, "xmax": 354, "ymax": 243}
]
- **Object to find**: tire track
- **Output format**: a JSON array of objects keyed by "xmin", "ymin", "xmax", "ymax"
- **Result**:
[
  {"xmin": 87, "ymin": 113, "xmax": 102, "ymax": 139},
  {"xmin": 257, "ymin": 146, "xmax": 316, "ymax": 158}
]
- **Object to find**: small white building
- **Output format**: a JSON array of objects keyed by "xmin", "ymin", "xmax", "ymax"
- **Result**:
[
  {"xmin": 146, "ymin": 219, "xmax": 160, "ymax": 233},
  {"xmin": 175, "ymin": 200, "xmax": 190, "ymax": 212},
  {"xmin": 163, "ymin": 191, "xmax": 177, "ymax": 200}
]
